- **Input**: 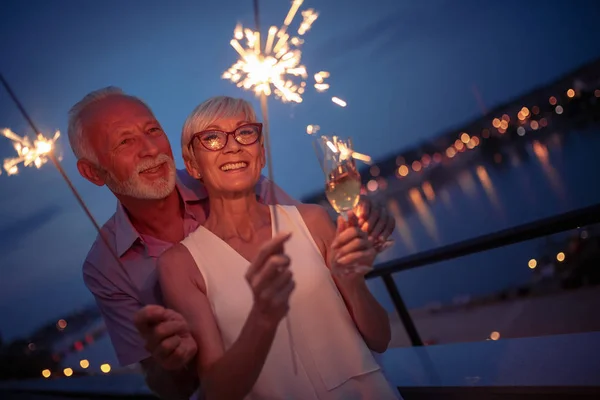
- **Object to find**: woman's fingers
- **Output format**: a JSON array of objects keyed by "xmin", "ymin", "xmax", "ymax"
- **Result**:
[
  {"xmin": 337, "ymin": 248, "xmax": 376, "ymax": 266},
  {"xmin": 245, "ymin": 232, "xmax": 291, "ymax": 280},
  {"xmin": 332, "ymin": 226, "xmax": 365, "ymax": 249},
  {"xmin": 250, "ymin": 254, "xmax": 290, "ymax": 295},
  {"xmin": 335, "ymin": 237, "xmax": 371, "ymax": 259},
  {"xmin": 272, "ymin": 279, "xmax": 296, "ymax": 308},
  {"xmin": 258, "ymin": 269, "xmax": 294, "ymax": 304}
]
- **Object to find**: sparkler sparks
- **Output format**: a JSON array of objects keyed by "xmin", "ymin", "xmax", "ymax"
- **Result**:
[
  {"xmin": 306, "ymin": 124, "xmax": 320, "ymax": 135},
  {"xmin": 331, "ymin": 96, "xmax": 347, "ymax": 108},
  {"xmin": 314, "ymin": 71, "xmax": 330, "ymax": 92},
  {"xmin": 222, "ymin": 0, "xmax": 320, "ymax": 103},
  {"xmin": 324, "ymin": 135, "xmax": 372, "ymax": 164},
  {"xmin": 2, "ymin": 128, "xmax": 60, "ymax": 176}
]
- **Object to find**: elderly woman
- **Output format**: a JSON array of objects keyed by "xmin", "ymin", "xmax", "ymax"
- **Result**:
[{"xmin": 157, "ymin": 96, "xmax": 400, "ymax": 400}]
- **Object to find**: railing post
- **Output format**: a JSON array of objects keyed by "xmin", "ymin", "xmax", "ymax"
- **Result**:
[{"xmin": 382, "ymin": 274, "xmax": 424, "ymax": 346}]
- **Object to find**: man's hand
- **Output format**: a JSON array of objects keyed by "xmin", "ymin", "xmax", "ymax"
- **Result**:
[
  {"xmin": 134, "ymin": 305, "xmax": 197, "ymax": 371},
  {"xmin": 355, "ymin": 196, "xmax": 395, "ymax": 242}
]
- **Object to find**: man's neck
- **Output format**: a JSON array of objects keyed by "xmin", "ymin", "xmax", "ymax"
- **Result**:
[
  {"xmin": 205, "ymin": 190, "xmax": 270, "ymax": 242},
  {"xmin": 118, "ymin": 189, "xmax": 184, "ymax": 242}
]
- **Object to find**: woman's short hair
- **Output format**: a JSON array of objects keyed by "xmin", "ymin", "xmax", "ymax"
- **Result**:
[{"xmin": 181, "ymin": 96, "xmax": 257, "ymax": 162}]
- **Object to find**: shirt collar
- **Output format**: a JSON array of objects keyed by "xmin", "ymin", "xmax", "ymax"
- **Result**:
[{"xmin": 114, "ymin": 172, "xmax": 206, "ymax": 257}]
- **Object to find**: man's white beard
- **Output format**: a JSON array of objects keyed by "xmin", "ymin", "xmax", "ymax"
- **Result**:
[{"xmin": 104, "ymin": 153, "xmax": 177, "ymax": 200}]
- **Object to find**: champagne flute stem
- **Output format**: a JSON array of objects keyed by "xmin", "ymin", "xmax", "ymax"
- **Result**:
[{"xmin": 340, "ymin": 210, "xmax": 349, "ymax": 222}]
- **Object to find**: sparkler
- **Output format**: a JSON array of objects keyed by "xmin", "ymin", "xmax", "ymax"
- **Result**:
[
  {"xmin": 324, "ymin": 135, "xmax": 372, "ymax": 164},
  {"xmin": 223, "ymin": 0, "xmax": 337, "ymax": 375},
  {"xmin": 331, "ymin": 96, "xmax": 347, "ymax": 108},
  {"xmin": 306, "ymin": 124, "xmax": 320, "ymax": 135},
  {"xmin": 222, "ymin": 0, "xmax": 319, "ymax": 103},
  {"xmin": 0, "ymin": 73, "xmax": 124, "ymax": 267},
  {"xmin": 2, "ymin": 128, "xmax": 60, "ymax": 176}
]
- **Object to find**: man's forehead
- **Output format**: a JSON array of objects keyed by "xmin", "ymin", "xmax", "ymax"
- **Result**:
[{"xmin": 83, "ymin": 96, "xmax": 156, "ymax": 129}]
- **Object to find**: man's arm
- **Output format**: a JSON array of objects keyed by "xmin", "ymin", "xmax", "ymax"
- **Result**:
[{"xmin": 83, "ymin": 263, "xmax": 198, "ymax": 399}]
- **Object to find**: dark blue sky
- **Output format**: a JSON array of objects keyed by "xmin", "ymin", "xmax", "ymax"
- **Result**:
[{"xmin": 1, "ymin": 0, "xmax": 599, "ymax": 341}]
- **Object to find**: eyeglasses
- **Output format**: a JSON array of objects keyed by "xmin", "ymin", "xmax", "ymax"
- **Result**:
[{"xmin": 188, "ymin": 122, "xmax": 262, "ymax": 152}]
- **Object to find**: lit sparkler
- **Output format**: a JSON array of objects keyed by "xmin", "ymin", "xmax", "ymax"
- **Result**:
[
  {"xmin": 325, "ymin": 135, "xmax": 372, "ymax": 164},
  {"xmin": 314, "ymin": 71, "xmax": 330, "ymax": 92},
  {"xmin": 222, "ymin": 0, "xmax": 320, "ymax": 103},
  {"xmin": 306, "ymin": 124, "xmax": 320, "ymax": 135},
  {"xmin": 0, "ymin": 72, "xmax": 124, "ymax": 270},
  {"xmin": 224, "ymin": 0, "xmax": 330, "ymax": 375},
  {"xmin": 331, "ymin": 96, "xmax": 347, "ymax": 108},
  {"xmin": 2, "ymin": 128, "xmax": 60, "ymax": 176}
]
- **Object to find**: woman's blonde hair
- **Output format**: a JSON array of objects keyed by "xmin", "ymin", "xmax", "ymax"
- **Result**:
[{"xmin": 181, "ymin": 96, "xmax": 257, "ymax": 161}]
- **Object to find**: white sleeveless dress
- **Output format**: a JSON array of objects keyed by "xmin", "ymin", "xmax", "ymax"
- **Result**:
[{"xmin": 181, "ymin": 205, "xmax": 401, "ymax": 400}]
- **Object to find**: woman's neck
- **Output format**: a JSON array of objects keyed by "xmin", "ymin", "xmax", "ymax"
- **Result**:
[{"xmin": 205, "ymin": 190, "xmax": 271, "ymax": 242}]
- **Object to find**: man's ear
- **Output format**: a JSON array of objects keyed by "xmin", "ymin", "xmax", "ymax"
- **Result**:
[
  {"xmin": 77, "ymin": 159, "xmax": 105, "ymax": 187},
  {"xmin": 184, "ymin": 158, "xmax": 202, "ymax": 180}
]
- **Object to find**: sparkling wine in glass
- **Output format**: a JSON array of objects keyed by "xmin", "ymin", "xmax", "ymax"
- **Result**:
[
  {"xmin": 315, "ymin": 135, "xmax": 372, "ymax": 274},
  {"xmin": 324, "ymin": 158, "xmax": 362, "ymax": 221}
]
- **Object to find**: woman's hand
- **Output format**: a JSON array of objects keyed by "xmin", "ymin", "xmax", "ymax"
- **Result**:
[
  {"xmin": 245, "ymin": 232, "xmax": 295, "ymax": 329},
  {"xmin": 330, "ymin": 211, "xmax": 377, "ymax": 279}
]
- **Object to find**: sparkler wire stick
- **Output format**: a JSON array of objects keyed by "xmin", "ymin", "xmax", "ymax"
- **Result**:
[
  {"xmin": 252, "ymin": 0, "xmax": 298, "ymax": 375},
  {"xmin": 0, "ymin": 73, "xmax": 123, "ymax": 267}
]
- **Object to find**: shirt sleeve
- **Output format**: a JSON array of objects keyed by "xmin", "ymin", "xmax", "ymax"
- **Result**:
[
  {"xmin": 83, "ymin": 261, "xmax": 150, "ymax": 367},
  {"xmin": 256, "ymin": 176, "xmax": 301, "ymax": 205}
]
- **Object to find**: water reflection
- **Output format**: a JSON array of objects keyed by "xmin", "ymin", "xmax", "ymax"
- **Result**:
[
  {"xmin": 457, "ymin": 170, "xmax": 478, "ymax": 199},
  {"xmin": 421, "ymin": 181, "xmax": 435, "ymax": 202},
  {"xmin": 408, "ymin": 187, "xmax": 440, "ymax": 243},
  {"xmin": 532, "ymin": 140, "xmax": 567, "ymax": 203},
  {"xmin": 387, "ymin": 198, "xmax": 416, "ymax": 252},
  {"xmin": 438, "ymin": 188, "xmax": 454, "ymax": 214},
  {"xmin": 475, "ymin": 165, "xmax": 504, "ymax": 215}
]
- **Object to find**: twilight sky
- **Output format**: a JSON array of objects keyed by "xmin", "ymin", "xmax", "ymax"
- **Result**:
[{"xmin": 1, "ymin": 0, "xmax": 599, "ymax": 341}]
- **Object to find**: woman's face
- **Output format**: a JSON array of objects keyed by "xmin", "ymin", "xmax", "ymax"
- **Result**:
[{"xmin": 187, "ymin": 112, "xmax": 265, "ymax": 195}]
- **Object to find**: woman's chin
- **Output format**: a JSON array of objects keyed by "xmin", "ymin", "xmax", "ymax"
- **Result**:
[{"xmin": 215, "ymin": 179, "xmax": 258, "ymax": 196}]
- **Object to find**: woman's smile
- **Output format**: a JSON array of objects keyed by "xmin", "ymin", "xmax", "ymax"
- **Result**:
[{"xmin": 220, "ymin": 161, "xmax": 249, "ymax": 172}]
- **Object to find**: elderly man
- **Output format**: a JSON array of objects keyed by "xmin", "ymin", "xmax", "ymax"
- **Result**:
[{"xmin": 69, "ymin": 87, "xmax": 394, "ymax": 399}]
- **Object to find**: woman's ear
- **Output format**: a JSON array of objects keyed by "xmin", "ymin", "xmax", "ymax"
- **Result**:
[{"xmin": 184, "ymin": 158, "xmax": 202, "ymax": 180}]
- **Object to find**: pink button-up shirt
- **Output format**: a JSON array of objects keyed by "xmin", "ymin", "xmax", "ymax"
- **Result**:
[{"xmin": 83, "ymin": 170, "xmax": 298, "ymax": 366}]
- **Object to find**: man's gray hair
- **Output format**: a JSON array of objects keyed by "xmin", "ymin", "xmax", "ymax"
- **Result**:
[
  {"xmin": 181, "ymin": 96, "xmax": 257, "ymax": 162},
  {"xmin": 67, "ymin": 86, "xmax": 149, "ymax": 163}
]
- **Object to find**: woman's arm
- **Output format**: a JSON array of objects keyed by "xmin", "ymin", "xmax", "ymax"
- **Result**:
[
  {"xmin": 157, "ymin": 234, "xmax": 294, "ymax": 400},
  {"xmin": 298, "ymin": 204, "xmax": 392, "ymax": 353}
]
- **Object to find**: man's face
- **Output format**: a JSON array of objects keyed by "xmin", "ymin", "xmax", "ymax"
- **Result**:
[{"xmin": 80, "ymin": 96, "xmax": 176, "ymax": 200}]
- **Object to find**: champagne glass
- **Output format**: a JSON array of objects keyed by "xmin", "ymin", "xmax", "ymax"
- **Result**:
[
  {"xmin": 314, "ymin": 135, "xmax": 395, "ymax": 255},
  {"xmin": 314, "ymin": 135, "xmax": 371, "ymax": 274},
  {"xmin": 314, "ymin": 136, "xmax": 362, "ymax": 220}
]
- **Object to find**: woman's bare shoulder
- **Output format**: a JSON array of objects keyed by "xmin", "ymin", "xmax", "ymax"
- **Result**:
[
  {"xmin": 296, "ymin": 203, "xmax": 332, "ymax": 224},
  {"xmin": 158, "ymin": 243, "xmax": 206, "ymax": 292},
  {"xmin": 295, "ymin": 203, "xmax": 336, "ymax": 249},
  {"xmin": 158, "ymin": 243, "xmax": 193, "ymax": 268}
]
